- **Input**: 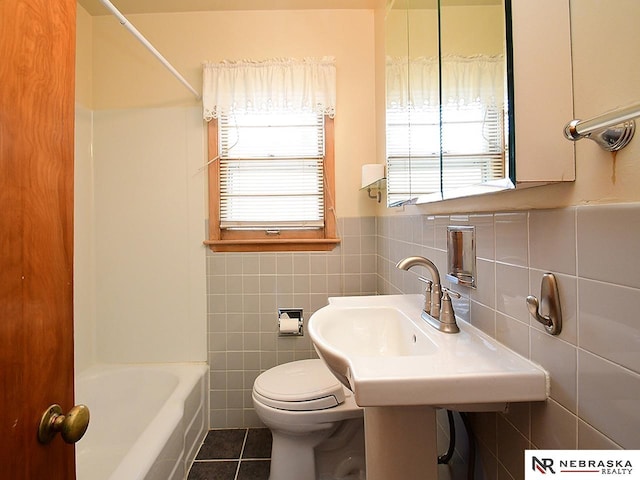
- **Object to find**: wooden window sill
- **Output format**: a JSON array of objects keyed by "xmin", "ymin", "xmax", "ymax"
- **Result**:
[{"xmin": 204, "ymin": 238, "xmax": 341, "ymax": 252}]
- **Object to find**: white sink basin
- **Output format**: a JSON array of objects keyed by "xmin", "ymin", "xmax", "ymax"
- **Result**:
[{"xmin": 308, "ymin": 294, "xmax": 548, "ymax": 408}]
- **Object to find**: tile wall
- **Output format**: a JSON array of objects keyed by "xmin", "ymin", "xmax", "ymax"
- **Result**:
[
  {"xmin": 207, "ymin": 203, "xmax": 640, "ymax": 479},
  {"xmin": 207, "ymin": 217, "xmax": 377, "ymax": 427},
  {"xmin": 378, "ymin": 203, "xmax": 640, "ymax": 480}
]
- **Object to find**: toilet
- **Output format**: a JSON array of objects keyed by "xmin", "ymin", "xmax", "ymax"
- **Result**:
[{"xmin": 252, "ymin": 359, "xmax": 366, "ymax": 480}]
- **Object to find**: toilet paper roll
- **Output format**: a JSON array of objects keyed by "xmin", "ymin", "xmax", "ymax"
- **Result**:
[{"xmin": 279, "ymin": 313, "xmax": 300, "ymax": 335}]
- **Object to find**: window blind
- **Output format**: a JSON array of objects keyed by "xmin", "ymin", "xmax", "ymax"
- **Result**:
[
  {"xmin": 218, "ymin": 112, "xmax": 325, "ymax": 230},
  {"xmin": 386, "ymin": 103, "xmax": 505, "ymax": 203},
  {"xmin": 441, "ymin": 104, "xmax": 505, "ymax": 192},
  {"xmin": 386, "ymin": 108, "xmax": 441, "ymax": 205}
]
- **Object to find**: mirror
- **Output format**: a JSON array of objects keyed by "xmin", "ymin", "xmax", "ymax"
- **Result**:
[
  {"xmin": 386, "ymin": 0, "xmax": 441, "ymax": 206},
  {"xmin": 385, "ymin": 0, "xmax": 514, "ymax": 206}
]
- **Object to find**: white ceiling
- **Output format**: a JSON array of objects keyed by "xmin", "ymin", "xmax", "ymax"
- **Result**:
[
  {"xmin": 77, "ymin": 0, "xmax": 500, "ymax": 16},
  {"xmin": 77, "ymin": 0, "xmax": 386, "ymax": 16}
]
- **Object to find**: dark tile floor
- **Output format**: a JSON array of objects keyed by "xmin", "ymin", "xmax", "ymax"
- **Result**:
[{"xmin": 188, "ymin": 428, "xmax": 272, "ymax": 480}]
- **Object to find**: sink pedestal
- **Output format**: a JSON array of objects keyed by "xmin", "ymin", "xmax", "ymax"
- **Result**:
[{"xmin": 364, "ymin": 406, "xmax": 437, "ymax": 480}]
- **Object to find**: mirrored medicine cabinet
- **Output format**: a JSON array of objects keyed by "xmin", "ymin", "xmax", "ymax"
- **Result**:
[{"xmin": 384, "ymin": 0, "xmax": 575, "ymax": 207}]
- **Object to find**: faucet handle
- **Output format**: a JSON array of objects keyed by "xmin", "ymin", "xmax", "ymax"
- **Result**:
[
  {"xmin": 417, "ymin": 276, "xmax": 433, "ymax": 314},
  {"xmin": 439, "ymin": 288, "xmax": 461, "ymax": 333},
  {"xmin": 442, "ymin": 287, "xmax": 461, "ymax": 299}
]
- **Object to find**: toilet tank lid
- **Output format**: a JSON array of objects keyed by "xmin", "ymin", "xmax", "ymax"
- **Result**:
[{"xmin": 254, "ymin": 359, "xmax": 345, "ymax": 405}]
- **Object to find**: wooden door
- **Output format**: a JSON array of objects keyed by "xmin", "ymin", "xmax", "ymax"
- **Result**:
[{"xmin": 0, "ymin": 0, "xmax": 77, "ymax": 478}]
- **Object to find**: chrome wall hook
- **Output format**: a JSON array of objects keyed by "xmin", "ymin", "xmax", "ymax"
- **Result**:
[
  {"xmin": 526, "ymin": 273, "xmax": 562, "ymax": 335},
  {"xmin": 367, "ymin": 187, "xmax": 382, "ymax": 203}
]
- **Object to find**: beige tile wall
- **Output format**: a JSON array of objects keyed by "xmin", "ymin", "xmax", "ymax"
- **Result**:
[
  {"xmin": 378, "ymin": 204, "xmax": 640, "ymax": 480},
  {"xmin": 207, "ymin": 204, "xmax": 639, "ymax": 478},
  {"xmin": 207, "ymin": 217, "xmax": 377, "ymax": 427}
]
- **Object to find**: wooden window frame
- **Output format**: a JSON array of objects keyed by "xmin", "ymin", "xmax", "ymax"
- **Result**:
[{"xmin": 205, "ymin": 116, "xmax": 340, "ymax": 252}]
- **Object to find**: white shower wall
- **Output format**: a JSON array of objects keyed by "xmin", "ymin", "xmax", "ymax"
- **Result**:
[
  {"xmin": 76, "ymin": 105, "xmax": 207, "ymax": 366},
  {"xmin": 75, "ymin": 104, "xmax": 97, "ymax": 372}
]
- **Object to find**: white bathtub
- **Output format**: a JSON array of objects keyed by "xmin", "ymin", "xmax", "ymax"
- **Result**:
[{"xmin": 75, "ymin": 363, "xmax": 208, "ymax": 480}]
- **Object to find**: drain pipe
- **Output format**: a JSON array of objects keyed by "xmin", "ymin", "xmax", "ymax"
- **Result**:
[
  {"xmin": 437, "ymin": 410, "xmax": 456, "ymax": 465},
  {"xmin": 437, "ymin": 410, "xmax": 476, "ymax": 480},
  {"xmin": 97, "ymin": 0, "xmax": 201, "ymax": 99}
]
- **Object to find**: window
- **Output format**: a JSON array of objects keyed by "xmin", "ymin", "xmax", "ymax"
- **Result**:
[
  {"xmin": 441, "ymin": 103, "xmax": 506, "ymax": 193},
  {"xmin": 386, "ymin": 102, "xmax": 505, "ymax": 205},
  {"xmin": 206, "ymin": 111, "xmax": 338, "ymax": 252},
  {"xmin": 386, "ymin": 107, "xmax": 441, "ymax": 205},
  {"xmin": 385, "ymin": 54, "xmax": 506, "ymax": 204},
  {"xmin": 202, "ymin": 57, "xmax": 338, "ymax": 252}
]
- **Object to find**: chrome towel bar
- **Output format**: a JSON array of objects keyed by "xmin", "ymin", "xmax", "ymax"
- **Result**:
[{"xmin": 564, "ymin": 102, "xmax": 640, "ymax": 151}]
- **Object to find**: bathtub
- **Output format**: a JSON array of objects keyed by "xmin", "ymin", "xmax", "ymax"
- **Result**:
[{"xmin": 75, "ymin": 363, "xmax": 208, "ymax": 480}]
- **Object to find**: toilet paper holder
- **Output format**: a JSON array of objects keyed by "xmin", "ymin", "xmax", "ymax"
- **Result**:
[{"xmin": 278, "ymin": 308, "xmax": 304, "ymax": 337}]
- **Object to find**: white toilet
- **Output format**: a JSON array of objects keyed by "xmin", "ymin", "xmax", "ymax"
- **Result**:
[{"xmin": 252, "ymin": 359, "xmax": 366, "ymax": 480}]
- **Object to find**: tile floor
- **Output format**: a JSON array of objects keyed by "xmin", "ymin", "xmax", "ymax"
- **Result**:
[{"xmin": 188, "ymin": 428, "xmax": 272, "ymax": 480}]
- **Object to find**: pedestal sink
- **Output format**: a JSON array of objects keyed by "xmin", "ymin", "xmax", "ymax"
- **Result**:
[{"xmin": 308, "ymin": 294, "xmax": 548, "ymax": 480}]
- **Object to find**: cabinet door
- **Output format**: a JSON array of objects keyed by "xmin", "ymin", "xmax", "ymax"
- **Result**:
[
  {"xmin": 511, "ymin": 0, "xmax": 575, "ymax": 184},
  {"xmin": 383, "ymin": 0, "xmax": 575, "ymax": 205},
  {"xmin": 385, "ymin": 0, "xmax": 442, "ymax": 206},
  {"xmin": 440, "ymin": 0, "xmax": 512, "ymax": 198}
]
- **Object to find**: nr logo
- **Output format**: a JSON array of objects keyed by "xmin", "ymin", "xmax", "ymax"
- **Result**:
[{"xmin": 533, "ymin": 456, "xmax": 556, "ymax": 474}]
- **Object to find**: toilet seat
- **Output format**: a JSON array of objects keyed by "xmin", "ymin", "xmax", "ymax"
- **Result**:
[{"xmin": 253, "ymin": 359, "xmax": 346, "ymax": 411}]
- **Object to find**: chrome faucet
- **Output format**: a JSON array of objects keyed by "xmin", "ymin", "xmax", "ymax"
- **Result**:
[
  {"xmin": 396, "ymin": 255, "xmax": 460, "ymax": 334},
  {"xmin": 396, "ymin": 256, "xmax": 443, "ymax": 319}
]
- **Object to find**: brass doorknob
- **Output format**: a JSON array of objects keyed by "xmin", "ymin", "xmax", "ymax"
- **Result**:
[{"xmin": 38, "ymin": 404, "xmax": 90, "ymax": 444}]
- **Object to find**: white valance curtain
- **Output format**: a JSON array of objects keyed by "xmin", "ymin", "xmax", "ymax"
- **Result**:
[
  {"xmin": 386, "ymin": 54, "xmax": 505, "ymax": 110},
  {"xmin": 202, "ymin": 57, "xmax": 337, "ymax": 121}
]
